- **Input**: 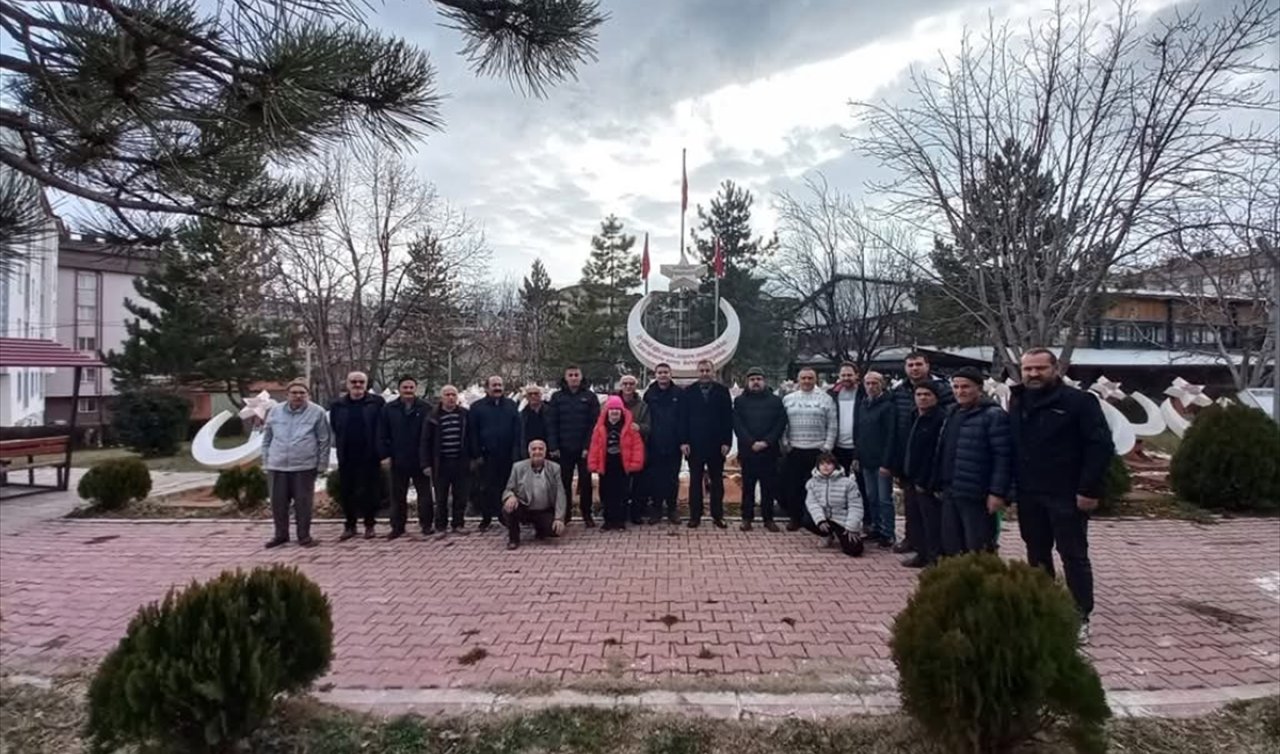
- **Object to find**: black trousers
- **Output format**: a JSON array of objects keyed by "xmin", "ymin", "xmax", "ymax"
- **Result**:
[
  {"xmin": 803, "ymin": 519, "xmax": 864, "ymax": 557},
  {"xmin": 687, "ymin": 452, "xmax": 725, "ymax": 522},
  {"xmin": 390, "ymin": 466, "xmax": 432, "ymax": 534},
  {"xmin": 480, "ymin": 455, "xmax": 514, "ymax": 525},
  {"xmin": 739, "ymin": 452, "xmax": 779, "ymax": 523},
  {"xmin": 1017, "ymin": 494, "xmax": 1095, "ymax": 618},
  {"xmin": 834, "ymin": 446, "xmax": 870, "ymax": 528},
  {"xmin": 782, "ymin": 448, "xmax": 821, "ymax": 525},
  {"xmin": 902, "ymin": 476, "xmax": 923, "ymax": 548},
  {"xmin": 433, "ymin": 455, "xmax": 469, "ymax": 530},
  {"xmin": 940, "ymin": 492, "xmax": 996, "ymax": 556},
  {"xmin": 507, "ymin": 504, "xmax": 556, "ymax": 545},
  {"xmin": 601, "ymin": 455, "xmax": 629, "ymax": 526},
  {"xmin": 906, "ymin": 487, "xmax": 943, "ymax": 565},
  {"xmin": 557, "ymin": 450, "xmax": 593, "ymax": 522},
  {"xmin": 647, "ymin": 453, "xmax": 682, "ymax": 518},
  {"xmin": 627, "ymin": 464, "xmax": 648, "ymax": 523},
  {"xmin": 339, "ymin": 460, "xmax": 381, "ymax": 529}
]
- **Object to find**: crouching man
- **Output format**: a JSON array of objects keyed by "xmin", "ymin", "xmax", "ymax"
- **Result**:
[
  {"xmin": 804, "ymin": 451, "xmax": 865, "ymax": 557},
  {"xmin": 502, "ymin": 439, "xmax": 567, "ymax": 550}
]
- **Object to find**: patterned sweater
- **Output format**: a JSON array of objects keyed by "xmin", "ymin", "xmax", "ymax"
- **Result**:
[{"xmin": 783, "ymin": 389, "xmax": 838, "ymax": 451}]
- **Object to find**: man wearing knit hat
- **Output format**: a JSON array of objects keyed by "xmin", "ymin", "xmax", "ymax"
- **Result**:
[
  {"xmin": 262, "ymin": 379, "xmax": 331, "ymax": 549},
  {"xmin": 733, "ymin": 366, "xmax": 786, "ymax": 531},
  {"xmin": 932, "ymin": 366, "xmax": 1011, "ymax": 556},
  {"xmin": 889, "ymin": 351, "xmax": 954, "ymax": 557}
]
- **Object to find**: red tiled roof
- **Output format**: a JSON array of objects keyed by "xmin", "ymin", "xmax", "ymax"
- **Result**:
[{"xmin": 0, "ymin": 338, "xmax": 104, "ymax": 367}]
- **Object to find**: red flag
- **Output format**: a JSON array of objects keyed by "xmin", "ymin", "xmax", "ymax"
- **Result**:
[
  {"xmin": 641, "ymin": 233, "xmax": 651, "ymax": 280},
  {"xmin": 713, "ymin": 236, "xmax": 725, "ymax": 278},
  {"xmin": 681, "ymin": 149, "xmax": 688, "ymax": 213}
]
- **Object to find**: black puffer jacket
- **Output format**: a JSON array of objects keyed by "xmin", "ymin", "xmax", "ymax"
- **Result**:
[
  {"xmin": 379, "ymin": 397, "xmax": 431, "ymax": 471},
  {"xmin": 891, "ymin": 376, "xmax": 953, "ymax": 468},
  {"xmin": 1009, "ymin": 381, "xmax": 1114, "ymax": 500},
  {"xmin": 733, "ymin": 388, "xmax": 787, "ymax": 458},
  {"xmin": 644, "ymin": 380, "xmax": 683, "ymax": 457},
  {"xmin": 900, "ymin": 406, "xmax": 945, "ymax": 488},
  {"xmin": 329, "ymin": 393, "xmax": 385, "ymax": 466},
  {"xmin": 547, "ymin": 382, "xmax": 599, "ymax": 454},
  {"xmin": 468, "ymin": 396, "xmax": 521, "ymax": 461},
  {"xmin": 933, "ymin": 398, "xmax": 1012, "ymax": 500}
]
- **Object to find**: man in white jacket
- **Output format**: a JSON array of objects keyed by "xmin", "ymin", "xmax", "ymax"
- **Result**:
[{"xmin": 781, "ymin": 367, "xmax": 838, "ymax": 531}]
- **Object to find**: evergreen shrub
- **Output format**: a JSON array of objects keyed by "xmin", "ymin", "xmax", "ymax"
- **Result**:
[
  {"xmin": 77, "ymin": 459, "xmax": 151, "ymax": 510},
  {"xmin": 213, "ymin": 465, "xmax": 269, "ymax": 511},
  {"xmin": 111, "ymin": 390, "xmax": 192, "ymax": 457},
  {"xmin": 1170, "ymin": 403, "xmax": 1280, "ymax": 512}
]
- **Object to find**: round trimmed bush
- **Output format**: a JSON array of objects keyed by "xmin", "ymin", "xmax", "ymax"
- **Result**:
[
  {"xmin": 1096, "ymin": 455, "xmax": 1132, "ymax": 516},
  {"xmin": 1170, "ymin": 403, "xmax": 1280, "ymax": 512},
  {"xmin": 213, "ymin": 465, "xmax": 268, "ymax": 511},
  {"xmin": 77, "ymin": 459, "xmax": 152, "ymax": 510},
  {"xmin": 891, "ymin": 553, "xmax": 1110, "ymax": 754},
  {"xmin": 86, "ymin": 565, "xmax": 333, "ymax": 753}
]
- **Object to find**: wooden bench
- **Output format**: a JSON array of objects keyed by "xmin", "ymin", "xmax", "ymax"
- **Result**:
[{"xmin": 0, "ymin": 436, "xmax": 72, "ymax": 494}]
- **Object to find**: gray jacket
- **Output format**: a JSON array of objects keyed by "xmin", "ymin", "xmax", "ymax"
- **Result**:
[
  {"xmin": 503, "ymin": 459, "xmax": 567, "ymax": 520},
  {"xmin": 262, "ymin": 400, "xmax": 332, "ymax": 472},
  {"xmin": 804, "ymin": 467, "xmax": 864, "ymax": 531}
]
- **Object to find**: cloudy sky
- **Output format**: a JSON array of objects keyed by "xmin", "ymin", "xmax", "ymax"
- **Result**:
[{"xmin": 368, "ymin": 0, "xmax": 1202, "ymax": 286}]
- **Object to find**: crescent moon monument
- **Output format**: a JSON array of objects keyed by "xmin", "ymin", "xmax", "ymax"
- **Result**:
[{"xmin": 628, "ymin": 248, "xmax": 741, "ymax": 379}]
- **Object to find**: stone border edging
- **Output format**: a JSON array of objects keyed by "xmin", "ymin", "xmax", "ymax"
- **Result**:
[{"xmin": 314, "ymin": 682, "xmax": 1280, "ymax": 720}]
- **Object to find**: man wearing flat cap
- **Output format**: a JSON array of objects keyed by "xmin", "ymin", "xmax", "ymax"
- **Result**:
[
  {"xmin": 932, "ymin": 367, "xmax": 1011, "ymax": 556},
  {"xmin": 733, "ymin": 366, "xmax": 787, "ymax": 531}
]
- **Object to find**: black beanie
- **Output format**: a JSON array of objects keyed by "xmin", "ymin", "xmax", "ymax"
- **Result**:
[{"xmin": 951, "ymin": 367, "xmax": 986, "ymax": 386}]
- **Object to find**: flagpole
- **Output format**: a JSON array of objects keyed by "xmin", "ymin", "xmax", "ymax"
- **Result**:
[
  {"xmin": 678, "ymin": 147, "xmax": 688, "ymax": 349},
  {"xmin": 714, "ymin": 266, "xmax": 720, "ymax": 338}
]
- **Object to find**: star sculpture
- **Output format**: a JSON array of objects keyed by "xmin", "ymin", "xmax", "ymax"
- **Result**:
[
  {"xmin": 659, "ymin": 248, "xmax": 706, "ymax": 292},
  {"xmin": 1062, "ymin": 375, "xmax": 1082, "ymax": 389},
  {"xmin": 1089, "ymin": 376, "xmax": 1127, "ymax": 401},
  {"xmin": 237, "ymin": 390, "xmax": 277, "ymax": 428},
  {"xmin": 1164, "ymin": 377, "xmax": 1212, "ymax": 407},
  {"xmin": 381, "ymin": 387, "xmax": 397, "ymax": 401}
]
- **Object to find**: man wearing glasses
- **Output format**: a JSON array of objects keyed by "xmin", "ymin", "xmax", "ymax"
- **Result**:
[
  {"xmin": 263, "ymin": 379, "xmax": 332, "ymax": 548},
  {"xmin": 329, "ymin": 371, "xmax": 386, "ymax": 539}
]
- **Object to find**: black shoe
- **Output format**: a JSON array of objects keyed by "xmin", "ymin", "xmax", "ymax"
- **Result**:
[
  {"xmin": 451, "ymin": 525, "xmax": 470, "ymax": 537},
  {"xmin": 764, "ymin": 521, "xmax": 780, "ymax": 532},
  {"xmin": 648, "ymin": 514, "xmax": 663, "ymax": 525},
  {"xmin": 600, "ymin": 523, "xmax": 615, "ymax": 531},
  {"xmin": 902, "ymin": 555, "xmax": 928, "ymax": 568},
  {"xmin": 387, "ymin": 530, "xmax": 404, "ymax": 541},
  {"xmin": 264, "ymin": 537, "xmax": 288, "ymax": 549},
  {"xmin": 892, "ymin": 540, "xmax": 914, "ymax": 554},
  {"xmin": 583, "ymin": 517, "xmax": 597, "ymax": 528},
  {"xmin": 363, "ymin": 525, "xmax": 376, "ymax": 539},
  {"xmin": 785, "ymin": 522, "xmax": 802, "ymax": 532},
  {"xmin": 630, "ymin": 517, "xmax": 645, "ymax": 526},
  {"xmin": 506, "ymin": 541, "xmax": 518, "ymax": 551},
  {"xmin": 686, "ymin": 519, "xmax": 701, "ymax": 529},
  {"xmin": 740, "ymin": 521, "xmax": 753, "ymax": 532},
  {"xmin": 878, "ymin": 538, "xmax": 894, "ymax": 550},
  {"xmin": 713, "ymin": 519, "xmax": 727, "ymax": 529},
  {"xmin": 339, "ymin": 528, "xmax": 357, "ymax": 542},
  {"xmin": 478, "ymin": 520, "xmax": 491, "ymax": 532},
  {"xmin": 299, "ymin": 537, "xmax": 317, "ymax": 548},
  {"xmin": 667, "ymin": 511, "xmax": 679, "ymax": 525}
]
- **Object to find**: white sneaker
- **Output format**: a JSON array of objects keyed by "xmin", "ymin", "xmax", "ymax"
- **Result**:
[{"xmin": 1078, "ymin": 621, "xmax": 1091, "ymax": 646}]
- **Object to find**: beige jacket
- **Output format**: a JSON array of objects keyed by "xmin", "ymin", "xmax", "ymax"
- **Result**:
[{"xmin": 503, "ymin": 459, "xmax": 567, "ymax": 519}]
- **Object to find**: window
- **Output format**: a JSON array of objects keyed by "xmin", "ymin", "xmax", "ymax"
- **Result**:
[
  {"xmin": 76, "ymin": 272, "xmax": 98, "ymax": 324},
  {"xmin": 81, "ymin": 367, "xmax": 98, "ymax": 383},
  {"xmin": 77, "ymin": 336, "xmax": 97, "ymax": 351},
  {"xmin": 77, "ymin": 398, "xmax": 98, "ymax": 414}
]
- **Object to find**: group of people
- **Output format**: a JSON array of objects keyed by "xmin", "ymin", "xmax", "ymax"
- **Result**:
[{"xmin": 260, "ymin": 348, "xmax": 1112, "ymax": 640}]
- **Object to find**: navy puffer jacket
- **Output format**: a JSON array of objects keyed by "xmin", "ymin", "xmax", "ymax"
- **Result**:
[
  {"xmin": 933, "ymin": 399, "xmax": 1012, "ymax": 501},
  {"xmin": 643, "ymin": 381, "xmax": 683, "ymax": 456}
]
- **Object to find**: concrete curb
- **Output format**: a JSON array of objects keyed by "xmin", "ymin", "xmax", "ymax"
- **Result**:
[{"xmin": 313, "ymin": 682, "xmax": 1280, "ymax": 720}]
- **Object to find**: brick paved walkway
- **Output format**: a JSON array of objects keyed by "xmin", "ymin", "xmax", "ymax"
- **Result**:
[{"xmin": 1, "ymin": 513, "xmax": 1277, "ymax": 694}]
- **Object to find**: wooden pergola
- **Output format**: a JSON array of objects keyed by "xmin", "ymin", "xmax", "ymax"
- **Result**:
[{"xmin": 0, "ymin": 338, "xmax": 104, "ymax": 499}]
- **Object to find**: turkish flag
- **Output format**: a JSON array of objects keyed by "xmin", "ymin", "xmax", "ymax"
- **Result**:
[
  {"xmin": 642, "ymin": 232, "xmax": 651, "ymax": 279},
  {"xmin": 713, "ymin": 236, "xmax": 725, "ymax": 278}
]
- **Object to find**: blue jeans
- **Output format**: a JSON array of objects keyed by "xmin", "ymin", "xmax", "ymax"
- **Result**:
[{"xmin": 862, "ymin": 467, "xmax": 895, "ymax": 541}]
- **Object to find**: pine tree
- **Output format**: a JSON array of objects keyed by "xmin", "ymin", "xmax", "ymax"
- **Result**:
[
  {"xmin": 388, "ymin": 233, "xmax": 465, "ymax": 389},
  {"xmin": 554, "ymin": 215, "xmax": 640, "ymax": 381},
  {"xmin": 519, "ymin": 259, "xmax": 559, "ymax": 383},
  {"xmin": 106, "ymin": 220, "xmax": 295, "ymax": 405},
  {"xmin": 689, "ymin": 181, "xmax": 784, "ymax": 380}
]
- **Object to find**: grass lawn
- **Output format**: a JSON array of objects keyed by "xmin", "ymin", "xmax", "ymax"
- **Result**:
[
  {"xmin": 70, "ymin": 436, "xmax": 254, "ymax": 474},
  {"xmin": 2, "ymin": 675, "xmax": 1277, "ymax": 754}
]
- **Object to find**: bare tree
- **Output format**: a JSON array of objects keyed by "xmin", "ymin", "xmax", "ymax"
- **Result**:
[
  {"xmin": 1142, "ymin": 153, "xmax": 1278, "ymax": 389},
  {"xmin": 851, "ymin": 0, "xmax": 1279, "ymax": 367},
  {"xmin": 271, "ymin": 145, "xmax": 485, "ymax": 398},
  {"xmin": 771, "ymin": 174, "xmax": 917, "ymax": 369}
]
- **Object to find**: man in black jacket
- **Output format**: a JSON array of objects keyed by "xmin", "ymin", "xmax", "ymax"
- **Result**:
[
  {"xmin": 898, "ymin": 382, "xmax": 946, "ymax": 568},
  {"xmin": 547, "ymin": 365, "xmax": 600, "ymax": 526},
  {"xmin": 1010, "ymin": 348, "xmax": 1114, "ymax": 643},
  {"xmin": 329, "ymin": 371, "xmax": 385, "ymax": 540},
  {"xmin": 890, "ymin": 352, "xmax": 955, "ymax": 556},
  {"xmin": 468, "ymin": 375, "xmax": 521, "ymax": 531},
  {"xmin": 733, "ymin": 366, "xmax": 787, "ymax": 531},
  {"xmin": 933, "ymin": 366, "xmax": 1011, "ymax": 556},
  {"xmin": 380, "ymin": 375, "xmax": 432, "ymax": 539},
  {"xmin": 519, "ymin": 384, "xmax": 549, "ymax": 457},
  {"xmin": 644, "ymin": 363, "xmax": 683, "ymax": 525},
  {"xmin": 681, "ymin": 359, "xmax": 734, "ymax": 529}
]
